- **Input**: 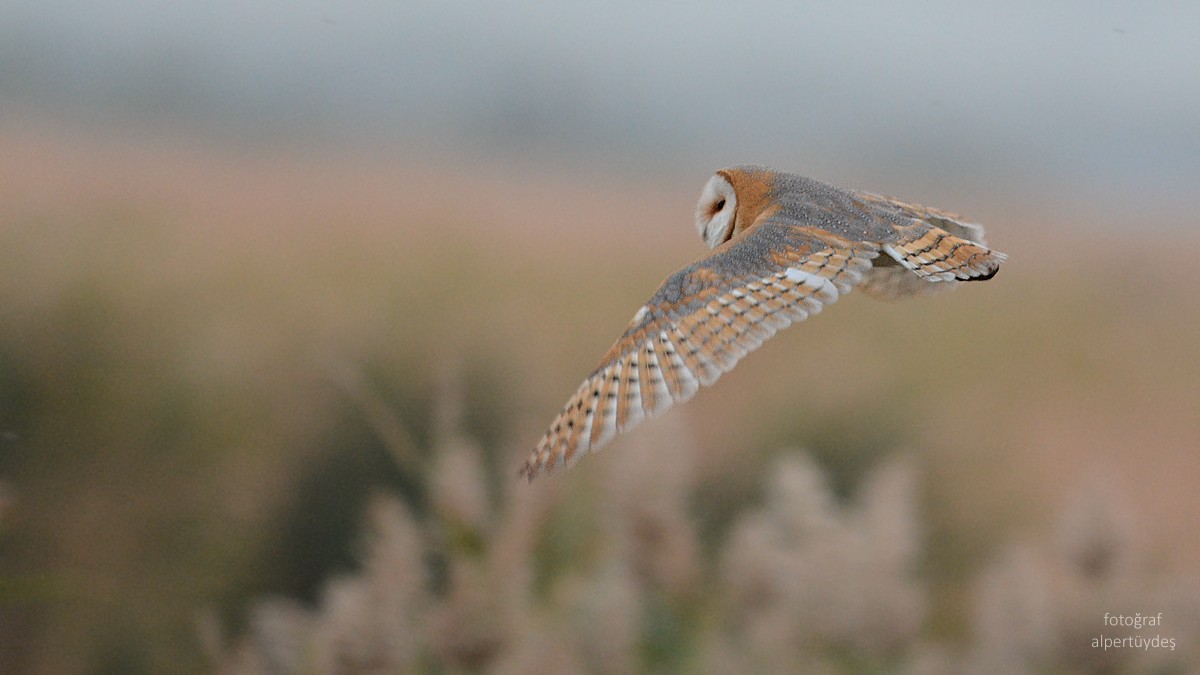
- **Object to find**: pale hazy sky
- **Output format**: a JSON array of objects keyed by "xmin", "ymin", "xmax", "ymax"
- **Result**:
[{"xmin": 2, "ymin": 1, "xmax": 1197, "ymax": 202}]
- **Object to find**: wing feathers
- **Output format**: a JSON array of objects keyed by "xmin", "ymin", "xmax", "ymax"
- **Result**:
[
  {"xmin": 883, "ymin": 226, "xmax": 1006, "ymax": 282},
  {"xmin": 520, "ymin": 243, "xmax": 878, "ymax": 481},
  {"xmin": 636, "ymin": 342, "xmax": 658, "ymax": 415},
  {"xmin": 656, "ymin": 332, "xmax": 693, "ymax": 402}
]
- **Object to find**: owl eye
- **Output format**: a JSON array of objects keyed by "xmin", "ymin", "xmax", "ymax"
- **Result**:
[{"xmin": 715, "ymin": 199, "xmax": 726, "ymax": 211}]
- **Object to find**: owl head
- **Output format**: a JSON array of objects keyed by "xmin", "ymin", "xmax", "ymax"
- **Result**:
[{"xmin": 694, "ymin": 165, "xmax": 777, "ymax": 249}]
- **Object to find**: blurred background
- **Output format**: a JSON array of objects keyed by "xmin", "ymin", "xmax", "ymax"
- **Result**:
[{"xmin": 1, "ymin": 1, "xmax": 1198, "ymax": 673}]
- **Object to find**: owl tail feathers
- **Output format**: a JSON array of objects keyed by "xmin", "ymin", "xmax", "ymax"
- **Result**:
[{"xmin": 883, "ymin": 227, "xmax": 1007, "ymax": 283}]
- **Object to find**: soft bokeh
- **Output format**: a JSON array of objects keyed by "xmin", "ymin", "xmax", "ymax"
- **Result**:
[{"xmin": 1, "ymin": 2, "xmax": 1198, "ymax": 673}]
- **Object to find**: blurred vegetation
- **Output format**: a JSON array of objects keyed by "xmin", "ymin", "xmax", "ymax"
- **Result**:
[
  {"xmin": 208, "ymin": 394, "xmax": 1200, "ymax": 674},
  {"xmin": 1, "ymin": 127, "xmax": 1199, "ymax": 673}
]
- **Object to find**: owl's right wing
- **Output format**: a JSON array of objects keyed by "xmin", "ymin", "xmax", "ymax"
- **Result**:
[
  {"xmin": 853, "ymin": 190, "xmax": 991, "ymax": 246},
  {"xmin": 520, "ymin": 222, "xmax": 879, "ymax": 481},
  {"xmin": 850, "ymin": 190, "xmax": 1005, "ymax": 300}
]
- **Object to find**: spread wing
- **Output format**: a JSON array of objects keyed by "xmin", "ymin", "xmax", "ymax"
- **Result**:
[
  {"xmin": 520, "ymin": 220, "xmax": 880, "ymax": 481},
  {"xmin": 850, "ymin": 190, "xmax": 1005, "ymax": 300}
]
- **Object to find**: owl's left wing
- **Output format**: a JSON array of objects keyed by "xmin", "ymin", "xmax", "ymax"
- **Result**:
[{"xmin": 520, "ymin": 223, "xmax": 879, "ymax": 481}]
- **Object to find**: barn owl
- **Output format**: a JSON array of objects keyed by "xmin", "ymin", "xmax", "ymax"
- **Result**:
[{"xmin": 520, "ymin": 165, "xmax": 1005, "ymax": 481}]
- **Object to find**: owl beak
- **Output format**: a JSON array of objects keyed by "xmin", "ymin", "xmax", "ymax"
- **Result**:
[
  {"xmin": 721, "ymin": 221, "xmax": 736, "ymax": 245},
  {"xmin": 713, "ymin": 218, "xmax": 736, "ymax": 248},
  {"xmin": 706, "ymin": 225, "xmax": 731, "ymax": 249}
]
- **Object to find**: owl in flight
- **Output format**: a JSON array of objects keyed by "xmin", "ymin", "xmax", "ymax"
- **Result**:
[{"xmin": 521, "ymin": 166, "xmax": 1005, "ymax": 481}]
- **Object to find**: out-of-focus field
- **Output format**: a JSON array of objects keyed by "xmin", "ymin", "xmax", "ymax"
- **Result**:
[{"xmin": 1, "ymin": 122, "xmax": 1198, "ymax": 673}]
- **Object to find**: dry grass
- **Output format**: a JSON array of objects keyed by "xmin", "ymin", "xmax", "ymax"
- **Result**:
[
  {"xmin": 0, "ymin": 120, "xmax": 1198, "ymax": 673},
  {"xmin": 209, "ymin": 380, "xmax": 1200, "ymax": 673}
]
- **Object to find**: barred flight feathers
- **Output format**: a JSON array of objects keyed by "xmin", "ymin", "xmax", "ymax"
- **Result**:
[
  {"xmin": 882, "ymin": 225, "xmax": 1006, "ymax": 282},
  {"xmin": 520, "ymin": 232, "xmax": 879, "ymax": 481}
]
